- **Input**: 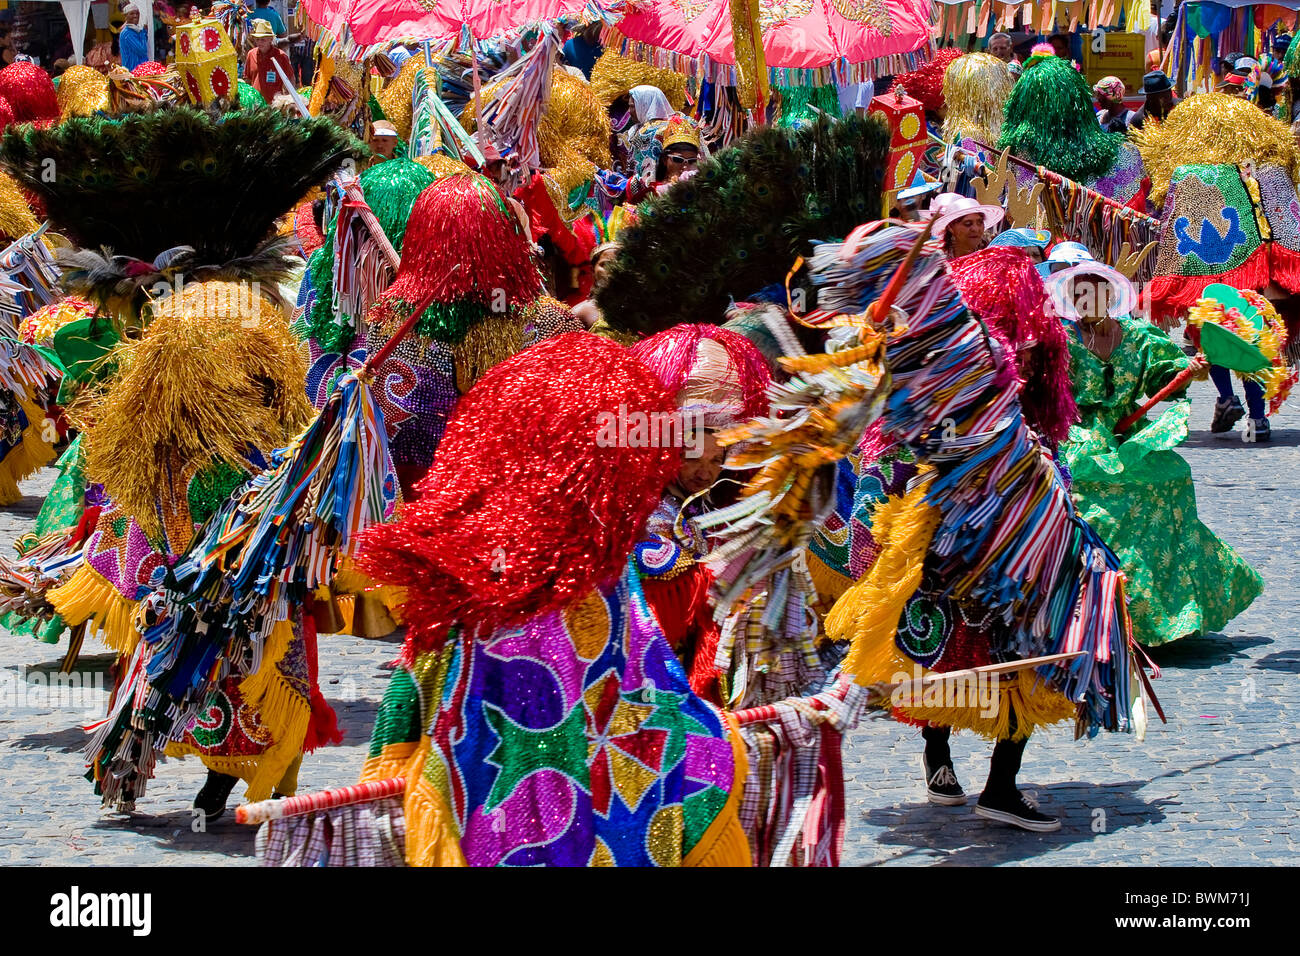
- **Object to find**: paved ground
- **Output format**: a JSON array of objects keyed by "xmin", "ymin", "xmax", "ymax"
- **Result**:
[{"xmin": 1, "ymin": 378, "xmax": 1296, "ymax": 865}]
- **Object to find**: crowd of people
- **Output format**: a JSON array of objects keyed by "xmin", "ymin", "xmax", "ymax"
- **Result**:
[{"xmin": 0, "ymin": 10, "xmax": 1293, "ymax": 866}]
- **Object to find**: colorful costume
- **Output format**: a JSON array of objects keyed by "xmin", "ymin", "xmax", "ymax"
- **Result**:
[
  {"xmin": 356, "ymin": 333, "xmax": 749, "ymax": 866},
  {"xmin": 1062, "ymin": 316, "xmax": 1264, "ymax": 646},
  {"xmin": 997, "ymin": 54, "xmax": 1146, "ymax": 207},
  {"xmin": 628, "ymin": 324, "xmax": 772, "ymax": 702}
]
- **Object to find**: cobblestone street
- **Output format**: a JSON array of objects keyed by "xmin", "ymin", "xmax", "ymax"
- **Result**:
[{"xmin": 2, "ymin": 380, "xmax": 1297, "ymax": 866}]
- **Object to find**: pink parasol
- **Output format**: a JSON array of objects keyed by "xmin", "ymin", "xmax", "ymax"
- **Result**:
[
  {"xmin": 302, "ymin": 0, "xmax": 589, "ymax": 49},
  {"xmin": 611, "ymin": 0, "xmax": 934, "ymax": 86}
]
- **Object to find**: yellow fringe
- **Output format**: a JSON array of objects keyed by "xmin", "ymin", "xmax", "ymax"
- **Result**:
[
  {"xmin": 402, "ymin": 739, "xmax": 469, "ymax": 867},
  {"xmin": 807, "ymin": 551, "xmax": 853, "ymax": 619},
  {"xmin": 47, "ymin": 565, "xmax": 140, "ymax": 658},
  {"xmin": 683, "ymin": 713, "xmax": 752, "ymax": 867},
  {"xmin": 165, "ymin": 618, "xmax": 309, "ymax": 802},
  {"xmin": 0, "ymin": 397, "xmax": 59, "ymax": 505},
  {"xmin": 830, "ymin": 485, "xmax": 940, "ymax": 675},
  {"xmin": 359, "ymin": 741, "xmax": 419, "ymax": 784},
  {"xmin": 333, "ymin": 561, "xmax": 408, "ymax": 627},
  {"xmin": 847, "ymin": 620, "xmax": 1078, "ymax": 741}
]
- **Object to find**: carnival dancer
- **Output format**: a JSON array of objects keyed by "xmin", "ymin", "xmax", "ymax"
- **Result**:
[
  {"xmin": 1050, "ymin": 250, "xmax": 1264, "ymax": 647},
  {"xmin": 627, "ymin": 324, "xmax": 771, "ymax": 702},
  {"xmin": 801, "ymin": 226, "xmax": 1140, "ymax": 832},
  {"xmin": 355, "ymin": 333, "xmax": 751, "ymax": 866},
  {"xmin": 998, "ymin": 51, "xmax": 1147, "ymax": 209}
]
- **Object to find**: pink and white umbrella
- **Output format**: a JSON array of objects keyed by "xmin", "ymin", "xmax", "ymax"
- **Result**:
[
  {"xmin": 611, "ymin": 0, "xmax": 934, "ymax": 85},
  {"xmin": 302, "ymin": 0, "xmax": 589, "ymax": 49}
]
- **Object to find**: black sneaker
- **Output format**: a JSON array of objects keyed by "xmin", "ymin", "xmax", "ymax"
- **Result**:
[
  {"xmin": 975, "ymin": 789, "xmax": 1061, "ymax": 832},
  {"xmin": 922, "ymin": 754, "xmax": 968, "ymax": 806},
  {"xmin": 194, "ymin": 770, "xmax": 239, "ymax": 823},
  {"xmin": 1245, "ymin": 418, "xmax": 1271, "ymax": 443},
  {"xmin": 1210, "ymin": 397, "xmax": 1245, "ymax": 433}
]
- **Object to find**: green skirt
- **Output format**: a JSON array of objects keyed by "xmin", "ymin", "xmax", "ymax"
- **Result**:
[{"xmin": 1071, "ymin": 448, "xmax": 1263, "ymax": 647}]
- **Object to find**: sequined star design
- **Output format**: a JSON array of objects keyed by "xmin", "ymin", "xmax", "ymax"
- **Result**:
[{"xmin": 582, "ymin": 672, "xmax": 670, "ymax": 817}]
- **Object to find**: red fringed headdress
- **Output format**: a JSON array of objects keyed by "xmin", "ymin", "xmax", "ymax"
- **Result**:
[
  {"xmin": 0, "ymin": 63, "xmax": 59, "ymax": 126},
  {"xmin": 631, "ymin": 323, "xmax": 771, "ymax": 428},
  {"xmin": 132, "ymin": 61, "xmax": 169, "ymax": 77},
  {"xmin": 897, "ymin": 48, "xmax": 962, "ymax": 115},
  {"xmin": 948, "ymin": 246, "xmax": 1077, "ymax": 444},
  {"xmin": 357, "ymin": 332, "xmax": 679, "ymax": 659},
  {"xmin": 368, "ymin": 171, "xmax": 543, "ymax": 344}
]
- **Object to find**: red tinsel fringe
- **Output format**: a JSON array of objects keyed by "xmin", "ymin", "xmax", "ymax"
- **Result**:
[
  {"xmin": 380, "ymin": 171, "xmax": 543, "ymax": 311},
  {"xmin": 300, "ymin": 602, "xmax": 343, "ymax": 753},
  {"xmin": 1267, "ymin": 243, "xmax": 1300, "ymax": 295},
  {"xmin": 948, "ymin": 247, "xmax": 1076, "ymax": 444},
  {"xmin": 1147, "ymin": 245, "xmax": 1271, "ymax": 323},
  {"xmin": 356, "ymin": 333, "xmax": 679, "ymax": 662},
  {"xmin": 895, "ymin": 48, "xmax": 962, "ymax": 115},
  {"xmin": 0, "ymin": 63, "xmax": 58, "ymax": 123}
]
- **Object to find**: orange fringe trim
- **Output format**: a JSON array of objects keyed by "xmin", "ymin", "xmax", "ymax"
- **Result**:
[{"xmin": 47, "ymin": 564, "xmax": 140, "ymax": 658}]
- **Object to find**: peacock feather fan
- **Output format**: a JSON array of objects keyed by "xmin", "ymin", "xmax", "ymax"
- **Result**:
[
  {"xmin": 0, "ymin": 105, "xmax": 366, "ymax": 273},
  {"xmin": 594, "ymin": 114, "xmax": 888, "ymax": 337}
]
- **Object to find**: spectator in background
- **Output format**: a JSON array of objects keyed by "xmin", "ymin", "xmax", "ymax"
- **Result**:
[
  {"xmin": 1129, "ymin": 70, "xmax": 1174, "ymax": 129},
  {"xmin": 119, "ymin": 2, "xmax": 151, "ymax": 73},
  {"xmin": 247, "ymin": 0, "xmax": 287, "ymax": 37},
  {"xmin": 244, "ymin": 19, "xmax": 293, "ymax": 102},
  {"xmin": 562, "ymin": 22, "xmax": 602, "ymax": 80},
  {"xmin": 988, "ymin": 32, "xmax": 1017, "ymax": 64},
  {"xmin": 367, "ymin": 120, "xmax": 400, "ymax": 167},
  {"xmin": 1093, "ymin": 75, "xmax": 1131, "ymax": 133}
]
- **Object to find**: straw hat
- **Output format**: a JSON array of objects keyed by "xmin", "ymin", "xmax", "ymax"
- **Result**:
[{"xmin": 1042, "ymin": 246, "xmax": 1136, "ymax": 319}]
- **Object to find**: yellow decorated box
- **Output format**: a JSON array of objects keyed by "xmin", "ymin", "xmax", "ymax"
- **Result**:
[{"xmin": 175, "ymin": 18, "xmax": 238, "ymax": 105}]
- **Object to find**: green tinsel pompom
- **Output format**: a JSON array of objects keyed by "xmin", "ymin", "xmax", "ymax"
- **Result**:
[
  {"xmin": 776, "ymin": 84, "xmax": 843, "ymax": 129},
  {"xmin": 303, "ymin": 159, "xmax": 435, "ymax": 353},
  {"xmin": 413, "ymin": 298, "xmax": 493, "ymax": 344},
  {"xmin": 1286, "ymin": 34, "xmax": 1300, "ymax": 77},
  {"xmin": 234, "ymin": 80, "xmax": 268, "ymax": 111},
  {"xmin": 996, "ymin": 56, "xmax": 1123, "ymax": 182}
]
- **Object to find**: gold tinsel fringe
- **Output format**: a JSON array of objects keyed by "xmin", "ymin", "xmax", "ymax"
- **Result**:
[
  {"xmin": 1134, "ymin": 92, "xmax": 1300, "ymax": 208},
  {"xmin": 47, "ymin": 565, "xmax": 140, "ymax": 658},
  {"xmin": 589, "ymin": 49, "xmax": 687, "ymax": 111},
  {"xmin": 942, "ymin": 53, "xmax": 1015, "ymax": 146},
  {"xmin": 451, "ymin": 312, "xmax": 525, "ymax": 393},
  {"xmin": 74, "ymin": 281, "xmax": 310, "ymax": 538},
  {"xmin": 376, "ymin": 57, "xmax": 437, "ymax": 140},
  {"xmin": 829, "ymin": 485, "xmax": 940, "ymax": 671},
  {"xmin": 0, "ymin": 169, "xmax": 42, "ymax": 243},
  {"xmin": 57, "ymin": 65, "xmax": 111, "ymax": 120}
]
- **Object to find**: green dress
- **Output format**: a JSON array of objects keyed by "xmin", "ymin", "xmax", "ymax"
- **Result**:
[{"xmin": 1062, "ymin": 316, "xmax": 1263, "ymax": 647}]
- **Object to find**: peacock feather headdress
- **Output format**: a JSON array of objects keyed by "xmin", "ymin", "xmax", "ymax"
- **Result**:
[
  {"xmin": 0, "ymin": 105, "xmax": 365, "ymax": 307},
  {"xmin": 595, "ymin": 114, "xmax": 889, "ymax": 337}
]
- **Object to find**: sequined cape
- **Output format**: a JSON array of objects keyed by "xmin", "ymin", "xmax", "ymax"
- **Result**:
[{"xmin": 361, "ymin": 563, "xmax": 749, "ymax": 866}]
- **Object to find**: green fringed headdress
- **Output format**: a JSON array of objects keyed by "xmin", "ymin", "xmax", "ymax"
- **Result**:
[{"xmin": 996, "ymin": 55, "xmax": 1124, "ymax": 182}]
